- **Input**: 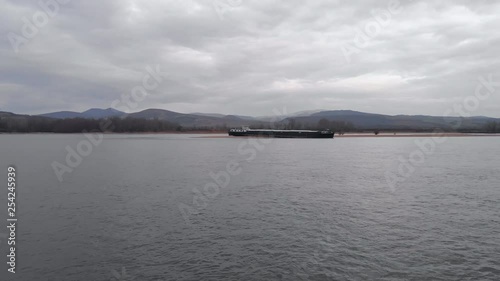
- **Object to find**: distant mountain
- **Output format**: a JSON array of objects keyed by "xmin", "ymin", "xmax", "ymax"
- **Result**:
[
  {"xmin": 6, "ymin": 108, "xmax": 498, "ymax": 131},
  {"xmin": 129, "ymin": 108, "xmax": 187, "ymax": 120},
  {"xmin": 39, "ymin": 111, "xmax": 83, "ymax": 119},
  {"xmin": 255, "ymin": 109, "xmax": 326, "ymax": 121},
  {"xmin": 305, "ymin": 110, "xmax": 394, "ymax": 128},
  {"xmin": 227, "ymin": 115, "xmax": 256, "ymax": 121},
  {"xmin": 127, "ymin": 109, "xmax": 245, "ymax": 127},
  {"xmin": 192, "ymin": 113, "xmax": 256, "ymax": 121},
  {"xmin": 285, "ymin": 110, "xmax": 500, "ymax": 130},
  {"xmin": 38, "ymin": 108, "xmax": 125, "ymax": 119},
  {"xmin": 0, "ymin": 111, "xmax": 23, "ymax": 118},
  {"xmin": 82, "ymin": 108, "xmax": 125, "ymax": 119},
  {"xmin": 290, "ymin": 109, "xmax": 327, "ymax": 117},
  {"xmin": 190, "ymin": 113, "xmax": 226, "ymax": 118}
]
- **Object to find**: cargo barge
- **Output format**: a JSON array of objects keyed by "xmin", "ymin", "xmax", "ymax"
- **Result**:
[{"xmin": 228, "ymin": 127, "xmax": 334, "ymax": 138}]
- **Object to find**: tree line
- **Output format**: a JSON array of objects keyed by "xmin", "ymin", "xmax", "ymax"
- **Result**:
[
  {"xmin": 280, "ymin": 118, "xmax": 355, "ymax": 133},
  {"xmin": 0, "ymin": 116, "xmax": 181, "ymax": 133},
  {"xmin": 484, "ymin": 121, "xmax": 500, "ymax": 133},
  {"xmin": 1, "ymin": 114, "xmax": 498, "ymax": 133}
]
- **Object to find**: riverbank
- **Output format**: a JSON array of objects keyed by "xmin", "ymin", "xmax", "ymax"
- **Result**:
[
  {"xmin": 194, "ymin": 132, "xmax": 500, "ymax": 138},
  {"xmin": 2, "ymin": 132, "xmax": 499, "ymax": 137}
]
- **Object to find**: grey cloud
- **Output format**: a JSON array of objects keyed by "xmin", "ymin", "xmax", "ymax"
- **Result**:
[{"xmin": 1, "ymin": 0, "xmax": 499, "ymax": 117}]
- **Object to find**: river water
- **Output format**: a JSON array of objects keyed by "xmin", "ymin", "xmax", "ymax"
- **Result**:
[{"xmin": 0, "ymin": 134, "xmax": 499, "ymax": 280}]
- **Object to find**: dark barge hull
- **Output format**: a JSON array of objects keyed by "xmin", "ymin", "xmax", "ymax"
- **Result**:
[{"xmin": 229, "ymin": 130, "xmax": 334, "ymax": 138}]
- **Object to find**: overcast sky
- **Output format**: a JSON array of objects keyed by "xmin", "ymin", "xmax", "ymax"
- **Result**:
[{"xmin": 1, "ymin": 0, "xmax": 499, "ymax": 117}]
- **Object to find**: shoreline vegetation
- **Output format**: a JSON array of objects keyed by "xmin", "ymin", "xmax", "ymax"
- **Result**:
[
  {"xmin": 1, "ymin": 113, "xmax": 499, "ymax": 135},
  {"xmin": 1, "ymin": 131, "xmax": 500, "ymax": 138}
]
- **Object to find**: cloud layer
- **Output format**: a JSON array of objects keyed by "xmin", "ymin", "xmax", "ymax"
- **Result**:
[{"xmin": 1, "ymin": 0, "xmax": 500, "ymax": 117}]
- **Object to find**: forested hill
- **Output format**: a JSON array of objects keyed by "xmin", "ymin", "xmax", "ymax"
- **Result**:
[{"xmin": 0, "ymin": 109, "xmax": 499, "ymax": 133}]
